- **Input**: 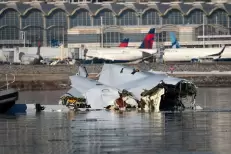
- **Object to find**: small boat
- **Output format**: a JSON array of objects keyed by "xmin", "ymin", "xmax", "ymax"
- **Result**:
[{"xmin": 0, "ymin": 88, "xmax": 18, "ymax": 113}]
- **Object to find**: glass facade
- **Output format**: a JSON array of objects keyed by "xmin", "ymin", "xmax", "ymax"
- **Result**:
[
  {"xmin": 93, "ymin": 9, "xmax": 115, "ymax": 26},
  {"xmin": 207, "ymin": 9, "xmax": 228, "ymax": 27},
  {"xmin": 70, "ymin": 9, "xmax": 91, "ymax": 27},
  {"xmin": 68, "ymin": 34, "xmax": 99, "ymax": 44},
  {"xmin": 103, "ymin": 32, "xmax": 122, "ymax": 47},
  {"xmin": 0, "ymin": 9, "xmax": 19, "ymax": 41},
  {"xmin": 185, "ymin": 9, "xmax": 204, "ymax": 24},
  {"xmin": 123, "ymin": 33, "xmax": 146, "ymax": 42},
  {"xmin": 195, "ymin": 25, "xmax": 228, "ymax": 41},
  {"xmin": 142, "ymin": 9, "xmax": 160, "ymax": 25},
  {"xmin": 117, "ymin": 9, "xmax": 137, "ymax": 25},
  {"xmin": 46, "ymin": 9, "xmax": 67, "ymax": 46},
  {"xmin": 21, "ymin": 9, "xmax": 44, "ymax": 46},
  {"xmin": 162, "ymin": 9, "xmax": 183, "ymax": 25},
  {"xmin": 0, "ymin": 2, "xmax": 231, "ymax": 47}
]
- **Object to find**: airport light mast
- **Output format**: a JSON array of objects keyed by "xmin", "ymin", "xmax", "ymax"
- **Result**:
[
  {"xmin": 203, "ymin": 14, "xmax": 205, "ymax": 48},
  {"xmin": 100, "ymin": 16, "xmax": 104, "ymax": 48}
]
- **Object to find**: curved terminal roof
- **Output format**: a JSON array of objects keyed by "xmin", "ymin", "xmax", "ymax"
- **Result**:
[{"xmin": 0, "ymin": 1, "xmax": 231, "ymax": 16}]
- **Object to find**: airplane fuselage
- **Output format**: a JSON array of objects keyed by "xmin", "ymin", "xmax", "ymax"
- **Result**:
[
  {"xmin": 85, "ymin": 47, "xmax": 157, "ymax": 63},
  {"xmin": 162, "ymin": 48, "xmax": 225, "ymax": 62},
  {"xmin": 87, "ymin": 47, "xmax": 156, "ymax": 54}
]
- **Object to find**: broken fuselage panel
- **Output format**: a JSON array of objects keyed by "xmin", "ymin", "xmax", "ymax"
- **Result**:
[{"xmin": 60, "ymin": 64, "xmax": 198, "ymax": 112}]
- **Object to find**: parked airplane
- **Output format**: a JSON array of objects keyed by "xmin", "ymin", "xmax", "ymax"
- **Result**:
[
  {"xmin": 197, "ymin": 45, "xmax": 227, "ymax": 62},
  {"xmin": 162, "ymin": 46, "xmax": 226, "ymax": 62},
  {"xmin": 43, "ymin": 38, "xmax": 130, "ymax": 65},
  {"xmin": 77, "ymin": 37, "xmax": 130, "ymax": 63},
  {"xmin": 84, "ymin": 28, "xmax": 157, "ymax": 64},
  {"xmin": 160, "ymin": 32, "xmax": 226, "ymax": 62}
]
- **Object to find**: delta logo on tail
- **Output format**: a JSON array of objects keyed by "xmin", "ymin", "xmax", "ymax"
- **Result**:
[
  {"xmin": 169, "ymin": 32, "xmax": 180, "ymax": 48},
  {"xmin": 138, "ymin": 28, "xmax": 155, "ymax": 49},
  {"xmin": 119, "ymin": 38, "xmax": 129, "ymax": 47}
]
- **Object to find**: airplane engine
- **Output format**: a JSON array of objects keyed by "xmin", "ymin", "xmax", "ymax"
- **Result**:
[
  {"xmin": 19, "ymin": 52, "xmax": 25, "ymax": 61},
  {"xmin": 20, "ymin": 55, "xmax": 40, "ymax": 65}
]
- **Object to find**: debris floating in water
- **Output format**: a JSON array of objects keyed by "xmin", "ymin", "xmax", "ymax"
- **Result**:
[{"xmin": 59, "ymin": 64, "xmax": 201, "ymax": 112}]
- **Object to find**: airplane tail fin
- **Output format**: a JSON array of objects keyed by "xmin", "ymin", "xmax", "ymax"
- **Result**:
[
  {"xmin": 119, "ymin": 38, "xmax": 129, "ymax": 47},
  {"xmin": 169, "ymin": 32, "xmax": 180, "ymax": 48},
  {"xmin": 77, "ymin": 65, "xmax": 88, "ymax": 78},
  {"xmin": 138, "ymin": 28, "xmax": 155, "ymax": 49},
  {"xmin": 36, "ymin": 41, "xmax": 41, "ymax": 56},
  {"xmin": 208, "ymin": 45, "xmax": 226, "ymax": 58}
]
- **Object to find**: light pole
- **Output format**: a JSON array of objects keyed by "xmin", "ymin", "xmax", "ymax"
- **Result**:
[
  {"xmin": 100, "ymin": 16, "xmax": 104, "ymax": 48},
  {"xmin": 62, "ymin": 27, "xmax": 65, "ymax": 47},
  {"xmin": 203, "ymin": 14, "xmax": 205, "ymax": 48},
  {"xmin": 20, "ymin": 31, "xmax": 26, "ymax": 47}
]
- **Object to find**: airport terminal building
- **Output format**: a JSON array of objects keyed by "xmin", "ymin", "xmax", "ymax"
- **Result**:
[{"xmin": 1, "ymin": 1, "xmax": 231, "ymax": 48}]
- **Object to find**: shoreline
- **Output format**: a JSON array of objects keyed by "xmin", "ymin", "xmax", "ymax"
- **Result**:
[
  {"xmin": 1, "ymin": 73, "xmax": 231, "ymax": 91},
  {"xmin": 1, "ymin": 64, "xmax": 231, "ymax": 91}
]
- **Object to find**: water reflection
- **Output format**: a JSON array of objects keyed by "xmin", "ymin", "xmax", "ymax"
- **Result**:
[
  {"xmin": 17, "ymin": 90, "xmax": 67, "ymax": 105},
  {"xmin": 17, "ymin": 88, "xmax": 231, "ymax": 109},
  {"xmin": 196, "ymin": 88, "xmax": 231, "ymax": 110},
  {"xmin": 0, "ymin": 88, "xmax": 230, "ymax": 153},
  {"xmin": 0, "ymin": 112, "xmax": 72, "ymax": 154}
]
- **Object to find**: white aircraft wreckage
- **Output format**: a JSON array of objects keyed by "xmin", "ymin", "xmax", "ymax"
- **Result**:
[{"xmin": 59, "ymin": 64, "xmax": 202, "ymax": 112}]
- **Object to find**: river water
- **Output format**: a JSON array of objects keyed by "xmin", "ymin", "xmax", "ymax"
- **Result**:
[{"xmin": 0, "ymin": 88, "xmax": 231, "ymax": 154}]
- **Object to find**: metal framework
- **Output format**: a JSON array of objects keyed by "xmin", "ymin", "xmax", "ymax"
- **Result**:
[{"xmin": 0, "ymin": 2, "xmax": 231, "ymax": 47}]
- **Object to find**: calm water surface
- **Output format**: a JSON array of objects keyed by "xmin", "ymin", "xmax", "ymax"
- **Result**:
[{"xmin": 0, "ymin": 88, "xmax": 231, "ymax": 154}]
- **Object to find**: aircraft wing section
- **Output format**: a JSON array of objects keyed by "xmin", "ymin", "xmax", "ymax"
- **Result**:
[
  {"xmin": 162, "ymin": 76, "xmax": 185, "ymax": 85},
  {"xmin": 148, "ymin": 70, "xmax": 188, "ymax": 85},
  {"xmin": 98, "ymin": 64, "xmax": 168, "ymax": 100},
  {"xmin": 117, "ymin": 75, "xmax": 165, "ymax": 100},
  {"xmin": 85, "ymin": 86, "xmax": 119, "ymax": 109},
  {"xmin": 65, "ymin": 87, "xmax": 83, "ymax": 97},
  {"xmin": 98, "ymin": 64, "xmax": 189, "ymax": 100},
  {"xmin": 98, "ymin": 64, "xmax": 152, "ymax": 87},
  {"xmin": 149, "ymin": 70, "xmax": 168, "ymax": 75},
  {"xmin": 69, "ymin": 75, "xmax": 119, "ymax": 109},
  {"xmin": 114, "ymin": 73, "xmax": 185, "ymax": 100},
  {"xmin": 69, "ymin": 75, "xmax": 101, "ymax": 94}
]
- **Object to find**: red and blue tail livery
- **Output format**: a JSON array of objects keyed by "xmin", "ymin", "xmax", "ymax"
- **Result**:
[
  {"xmin": 119, "ymin": 38, "xmax": 129, "ymax": 47},
  {"xmin": 139, "ymin": 28, "xmax": 155, "ymax": 49}
]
